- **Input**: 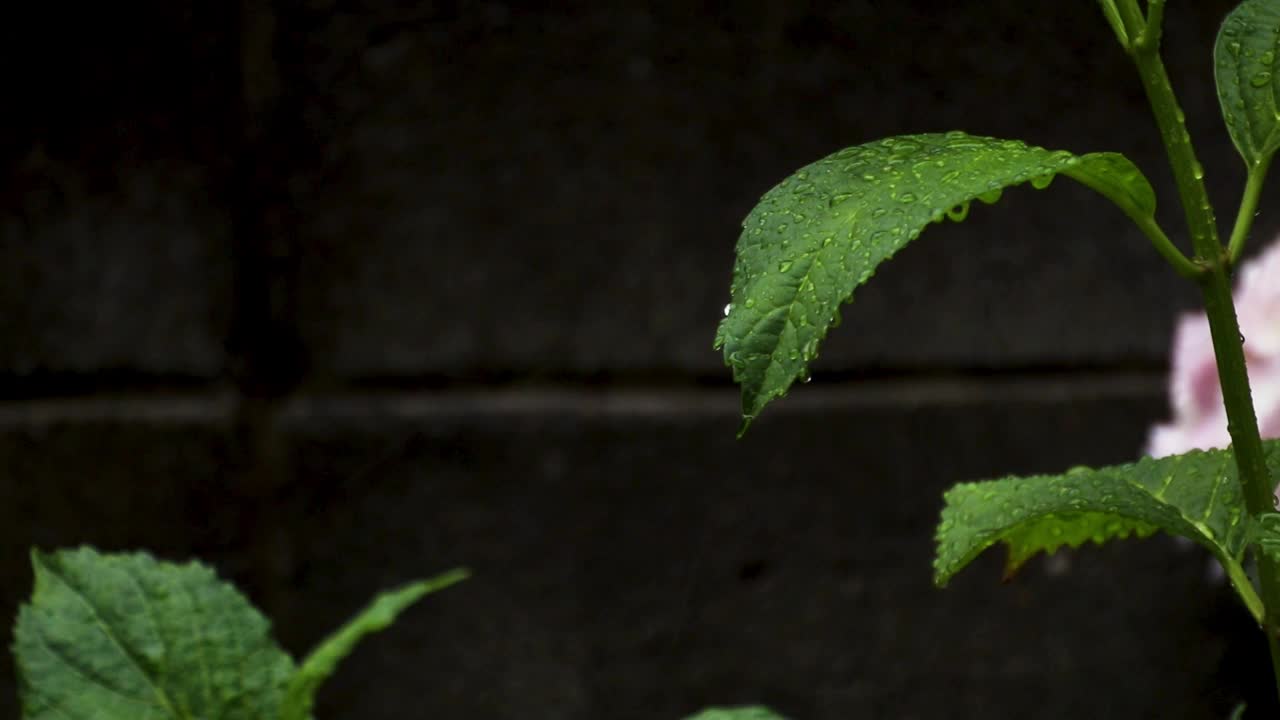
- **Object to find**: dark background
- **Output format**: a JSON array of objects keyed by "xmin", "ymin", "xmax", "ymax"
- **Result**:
[{"xmin": 3, "ymin": 1, "xmax": 1278, "ymax": 718}]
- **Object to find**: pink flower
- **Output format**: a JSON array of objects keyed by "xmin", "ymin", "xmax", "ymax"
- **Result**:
[{"xmin": 1147, "ymin": 240, "xmax": 1280, "ymax": 459}]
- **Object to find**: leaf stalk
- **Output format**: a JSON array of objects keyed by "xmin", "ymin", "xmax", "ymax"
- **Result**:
[{"xmin": 1228, "ymin": 155, "xmax": 1273, "ymax": 264}]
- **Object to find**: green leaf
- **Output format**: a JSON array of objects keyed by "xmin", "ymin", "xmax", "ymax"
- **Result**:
[
  {"xmin": 1248, "ymin": 511, "xmax": 1280, "ymax": 562},
  {"xmin": 281, "ymin": 568, "xmax": 470, "ymax": 720},
  {"xmin": 934, "ymin": 443, "xmax": 1279, "ymax": 621},
  {"xmin": 1062, "ymin": 152, "xmax": 1157, "ymax": 224},
  {"xmin": 13, "ymin": 547, "xmax": 295, "ymax": 720},
  {"xmin": 683, "ymin": 707, "xmax": 789, "ymax": 720},
  {"xmin": 715, "ymin": 133, "xmax": 1157, "ymax": 433},
  {"xmin": 1215, "ymin": 0, "xmax": 1280, "ymax": 167},
  {"xmin": 1230, "ymin": 702, "xmax": 1248, "ymax": 720}
]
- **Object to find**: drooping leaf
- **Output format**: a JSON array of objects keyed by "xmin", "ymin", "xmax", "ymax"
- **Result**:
[
  {"xmin": 1215, "ymin": 0, "xmax": 1280, "ymax": 167},
  {"xmin": 683, "ymin": 707, "xmax": 790, "ymax": 720},
  {"xmin": 714, "ymin": 133, "xmax": 1159, "ymax": 433},
  {"xmin": 934, "ymin": 442, "xmax": 1280, "ymax": 621},
  {"xmin": 13, "ymin": 547, "xmax": 295, "ymax": 720},
  {"xmin": 1062, "ymin": 152, "xmax": 1157, "ymax": 225},
  {"xmin": 281, "ymin": 568, "xmax": 470, "ymax": 720}
]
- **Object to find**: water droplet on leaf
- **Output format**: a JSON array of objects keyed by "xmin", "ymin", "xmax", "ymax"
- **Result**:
[
  {"xmin": 977, "ymin": 188, "xmax": 1003, "ymax": 204},
  {"xmin": 802, "ymin": 338, "xmax": 819, "ymax": 360},
  {"xmin": 946, "ymin": 202, "xmax": 970, "ymax": 222}
]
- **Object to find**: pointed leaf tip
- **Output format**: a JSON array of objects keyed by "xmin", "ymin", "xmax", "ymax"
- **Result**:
[
  {"xmin": 717, "ymin": 133, "xmax": 1155, "ymax": 431},
  {"xmin": 281, "ymin": 567, "xmax": 469, "ymax": 720}
]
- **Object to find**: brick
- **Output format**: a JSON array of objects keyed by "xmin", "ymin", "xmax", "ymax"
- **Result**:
[
  {"xmin": 273, "ymin": 380, "xmax": 1260, "ymax": 718},
  {"xmin": 0, "ymin": 3, "xmax": 237, "ymax": 378},
  {"xmin": 286, "ymin": 1, "xmax": 1257, "ymax": 380}
]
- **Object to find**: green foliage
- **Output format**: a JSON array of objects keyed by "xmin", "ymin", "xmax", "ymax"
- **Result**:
[
  {"xmin": 282, "ymin": 569, "xmax": 471, "ymax": 720},
  {"xmin": 1061, "ymin": 152, "xmax": 1157, "ymax": 228},
  {"xmin": 13, "ymin": 547, "xmax": 295, "ymax": 720},
  {"xmin": 1216, "ymin": 0, "xmax": 1280, "ymax": 167},
  {"xmin": 683, "ymin": 707, "xmax": 789, "ymax": 720},
  {"xmin": 714, "ymin": 132, "xmax": 1156, "ymax": 432},
  {"xmin": 12, "ymin": 547, "xmax": 466, "ymax": 720},
  {"xmin": 1248, "ymin": 511, "xmax": 1280, "ymax": 563},
  {"xmin": 935, "ymin": 443, "xmax": 1280, "ymax": 621},
  {"xmin": 702, "ymin": 0, "xmax": 1280, "ymax": 712}
]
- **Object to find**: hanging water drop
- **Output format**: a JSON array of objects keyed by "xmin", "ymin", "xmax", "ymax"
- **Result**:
[
  {"xmin": 977, "ymin": 188, "xmax": 1003, "ymax": 204},
  {"xmin": 723, "ymin": 303, "xmax": 732, "ymax": 317},
  {"xmin": 802, "ymin": 338, "xmax": 819, "ymax": 360},
  {"xmin": 1030, "ymin": 173, "xmax": 1054, "ymax": 190},
  {"xmin": 946, "ymin": 202, "xmax": 971, "ymax": 222}
]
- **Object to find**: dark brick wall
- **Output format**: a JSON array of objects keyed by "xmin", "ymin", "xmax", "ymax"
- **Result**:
[{"xmin": 2, "ymin": 1, "xmax": 1272, "ymax": 718}]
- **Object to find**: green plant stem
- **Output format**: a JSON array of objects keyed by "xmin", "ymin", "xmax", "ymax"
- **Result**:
[
  {"xmin": 1123, "ymin": 31, "xmax": 1216, "ymax": 256},
  {"xmin": 1122, "ymin": 11, "xmax": 1280, "ymax": 703},
  {"xmin": 1115, "ymin": 0, "xmax": 1146, "ymax": 46},
  {"xmin": 1228, "ymin": 156, "xmax": 1273, "ymax": 265},
  {"xmin": 1135, "ymin": 215, "xmax": 1201, "ymax": 279},
  {"xmin": 1197, "ymin": 264, "xmax": 1280, "ymax": 700},
  {"xmin": 1139, "ymin": 0, "xmax": 1165, "ymax": 51}
]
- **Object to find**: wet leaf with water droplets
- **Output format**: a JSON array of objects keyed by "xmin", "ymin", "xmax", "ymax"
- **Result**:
[
  {"xmin": 934, "ymin": 442, "xmax": 1280, "ymax": 623},
  {"xmin": 714, "ymin": 132, "xmax": 1148, "ymax": 433},
  {"xmin": 1216, "ymin": 0, "xmax": 1280, "ymax": 166}
]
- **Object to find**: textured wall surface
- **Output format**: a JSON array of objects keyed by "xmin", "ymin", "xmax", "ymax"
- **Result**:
[{"xmin": 2, "ymin": 1, "xmax": 1275, "ymax": 718}]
